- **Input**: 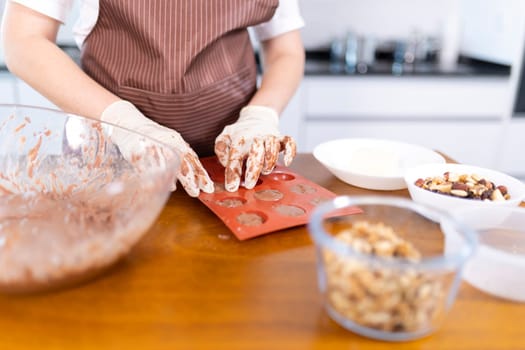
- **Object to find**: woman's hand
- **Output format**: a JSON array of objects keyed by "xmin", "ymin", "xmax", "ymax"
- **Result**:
[
  {"xmin": 102, "ymin": 101, "xmax": 214, "ymax": 197},
  {"xmin": 214, "ymin": 28, "xmax": 304, "ymax": 192},
  {"xmin": 214, "ymin": 105, "xmax": 296, "ymax": 192}
]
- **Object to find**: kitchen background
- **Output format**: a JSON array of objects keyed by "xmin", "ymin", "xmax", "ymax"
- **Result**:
[{"xmin": 1, "ymin": 0, "xmax": 525, "ymax": 179}]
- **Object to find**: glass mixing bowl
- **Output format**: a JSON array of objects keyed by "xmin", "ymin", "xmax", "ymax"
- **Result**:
[
  {"xmin": 308, "ymin": 196, "xmax": 477, "ymax": 341},
  {"xmin": 0, "ymin": 104, "xmax": 180, "ymax": 293}
]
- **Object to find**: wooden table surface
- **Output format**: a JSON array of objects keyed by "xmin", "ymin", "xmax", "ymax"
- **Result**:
[{"xmin": 0, "ymin": 154, "xmax": 524, "ymax": 350}]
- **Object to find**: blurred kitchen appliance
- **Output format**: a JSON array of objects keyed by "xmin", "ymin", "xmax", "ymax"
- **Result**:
[
  {"xmin": 330, "ymin": 32, "xmax": 375, "ymax": 74},
  {"xmin": 510, "ymin": 24, "xmax": 525, "ymax": 116},
  {"xmin": 459, "ymin": 0, "xmax": 525, "ymax": 65}
]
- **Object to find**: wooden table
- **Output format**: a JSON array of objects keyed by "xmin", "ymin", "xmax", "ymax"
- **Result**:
[{"xmin": 0, "ymin": 154, "xmax": 523, "ymax": 350}]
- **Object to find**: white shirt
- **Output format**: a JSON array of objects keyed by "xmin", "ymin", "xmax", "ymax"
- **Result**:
[{"xmin": 10, "ymin": 0, "xmax": 304, "ymax": 48}]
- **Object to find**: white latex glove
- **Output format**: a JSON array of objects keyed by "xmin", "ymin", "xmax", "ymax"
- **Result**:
[
  {"xmin": 215, "ymin": 105, "xmax": 297, "ymax": 192},
  {"xmin": 101, "ymin": 100, "xmax": 214, "ymax": 197}
]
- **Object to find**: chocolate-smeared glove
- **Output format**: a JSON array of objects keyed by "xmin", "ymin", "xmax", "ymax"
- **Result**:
[
  {"xmin": 101, "ymin": 100, "xmax": 214, "ymax": 197},
  {"xmin": 214, "ymin": 105, "xmax": 296, "ymax": 192}
]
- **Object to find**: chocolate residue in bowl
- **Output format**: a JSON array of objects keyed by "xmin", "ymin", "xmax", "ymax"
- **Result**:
[
  {"xmin": 0, "ymin": 183, "xmax": 166, "ymax": 294},
  {"xmin": 0, "ymin": 111, "xmax": 175, "ymax": 294}
]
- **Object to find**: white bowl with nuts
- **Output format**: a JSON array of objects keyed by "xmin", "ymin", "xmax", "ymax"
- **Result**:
[
  {"xmin": 404, "ymin": 163, "xmax": 525, "ymax": 214},
  {"xmin": 308, "ymin": 196, "xmax": 477, "ymax": 342}
]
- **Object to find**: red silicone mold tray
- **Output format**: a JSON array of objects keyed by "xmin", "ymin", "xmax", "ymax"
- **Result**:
[{"xmin": 198, "ymin": 156, "xmax": 361, "ymax": 240}]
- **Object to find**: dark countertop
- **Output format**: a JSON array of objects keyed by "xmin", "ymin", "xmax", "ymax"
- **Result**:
[
  {"xmin": 303, "ymin": 50, "xmax": 511, "ymax": 77},
  {"xmin": 1, "ymin": 47, "xmax": 511, "ymax": 78}
]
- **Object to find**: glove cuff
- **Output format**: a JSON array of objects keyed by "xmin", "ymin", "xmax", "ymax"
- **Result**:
[
  {"xmin": 238, "ymin": 105, "xmax": 279, "ymax": 128},
  {"xmin": 100, "ymin": 100, "xmax": 154, "ymax": 129}
]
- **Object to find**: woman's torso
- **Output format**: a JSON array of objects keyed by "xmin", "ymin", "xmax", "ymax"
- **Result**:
[{"xmin": 81, "ymin": 0, "xmax": 278, "ymax": 155}]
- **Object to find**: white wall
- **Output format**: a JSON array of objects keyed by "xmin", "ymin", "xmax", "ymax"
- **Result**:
[
  {"xmin": 0, "ymin": 0, "xmax": 461, "ymax": 53},
  {"xmin": 460, "ymin": 0, "xmax": 525, "ymax": 65},
  {"xmin": 299, "ymin": 0, "xmax": 459, "ymax": 49},
  {"xmin": 3, "ymin": 0, "xmax": 516, "ymax": 65},
  {"xmin": 298, "ymin": 0, "xmax": 525, "ymax": 66}
]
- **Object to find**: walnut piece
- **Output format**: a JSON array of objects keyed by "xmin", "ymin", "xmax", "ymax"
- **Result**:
[{"xmin": 324, "ymin": 221, "xmax": 447, "ymax": 333}]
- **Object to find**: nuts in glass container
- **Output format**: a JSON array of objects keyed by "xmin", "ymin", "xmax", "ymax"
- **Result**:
[
  {"xmin": 323, "ymin": 221, "xmax": 446, "ymax": 333},
  {"xmin": 414, "ymin": 172, "xmax": 510, "ymax": 201}
]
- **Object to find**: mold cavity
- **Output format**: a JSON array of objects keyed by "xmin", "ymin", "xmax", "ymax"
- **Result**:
[
  {"xmin": 290, "ymin": 183, "xmax": 317, "ymax": 194},
  {"xmin": 242, "ymin": 178, "xmax": 263, "ymax": 187},
  {"xmin": 273, "ymin": 204, "xmax": 306, "ymax": 217},
  {"xmin": 254, "ymin": 189, "xmax": 284, "ymax": 201},
  {"xmin": 267, "ymin": 172, "xmax": 295, "ymax": 181},
  {"xmin": 310, "ymin": 197, "xmax": 329, "ymax": 206},
  {"xmin": 217, "ymin": 197, "xmax": 246, "ymax": 208},
  {"xmin": 236, "ymin": 211, "xmax": 267, "ymax": 226}
]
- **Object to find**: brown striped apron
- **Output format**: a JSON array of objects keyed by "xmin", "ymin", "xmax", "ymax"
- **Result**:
[{"xmin": 81, "ymin": 0, "xmax": 278, "ymax": 156}]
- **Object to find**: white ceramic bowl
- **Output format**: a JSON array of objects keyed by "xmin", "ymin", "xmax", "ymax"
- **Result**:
[
  {"xmin": 313, "ymin": 138, "xmax": 445, "ymax": 190},
  {"xmin": 404, "ymin": 163, "xmax": 525, "ymax": 214},
  {"xmin": 445, "ymin": 206, "xmax": 525, "ymax": 302}
]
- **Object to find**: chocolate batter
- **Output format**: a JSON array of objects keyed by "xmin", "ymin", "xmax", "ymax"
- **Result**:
[
  {"xmin": 0, "ymin": 179, "xmax": 169, "ymax": 293},
  {"xmin": 273, "ymin": 204, "xmax": 305, "ymax": 217},
  {"xmin": 236, "ymin": 212, "xmax": 266, "ymax": 226},
  {"xmin": 310, "ymin": 197, "xmax": 329, "ymax": 206},
  {"xmin": 213, "ymin": 182, "xmax": 226, "ymax": 193},
  {"xmin": 267, "ymin": 172, "xmax": 295, "ymax": 181},
  {"xmin": 253, "ymin": 189, "xmax": 284, "ymax": 201},
  {"xmin": 217, "ymin": 197, "xmax": 245, "ymax": 208},
  {"xmin": 290, "ymin": 183, "xmax": 317, "ymax": 194}
]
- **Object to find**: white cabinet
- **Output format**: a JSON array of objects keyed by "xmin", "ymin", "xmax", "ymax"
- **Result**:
[
  {"xmin": 0, "ymin": 73, "xmax": 16, "ymax": 104},
  {"xmin": 498, "ymin": 119, "xmax": 525, "ymax": 177},
  {"xmin": 281, "ymin": 75, "xmax": 510, "ymax": 170},
  {"xmin": 303, "ymin": 76, "xmax": 508, "ymax": 119},
  {"xmin": 279, "ymin": 84, "xmax": 304, "ymax": 139},
  {"xmin": 0, "ymin": 73, "xmax": 59, "ymax": 107},
  {"xmin": 15, "ymin": 79, "xmax": 58, "ymax": 109}
]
